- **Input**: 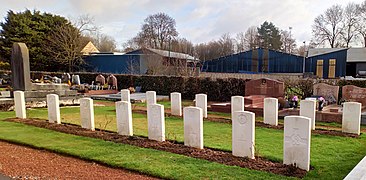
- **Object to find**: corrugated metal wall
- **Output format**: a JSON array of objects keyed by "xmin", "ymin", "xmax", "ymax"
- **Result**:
[
  {"xmin": 306, "ymin": 49, "xmax": 347, "ymax": 78},
  {"xmin": 85, "ymin": 55, "xmax": 141, "ymax": 74},
  {"xmin": 202, "ymin": 48, "xmax": 304, "ymax": 73}
]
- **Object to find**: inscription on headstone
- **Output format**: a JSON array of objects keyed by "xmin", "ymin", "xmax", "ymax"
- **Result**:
[
  {"xmin": 232, "ymin": 111, "xmax": 255, "ymax": 159},
  {"xmin": 283, "ymin": 116, "xmax": 311, "ymax": 171}
]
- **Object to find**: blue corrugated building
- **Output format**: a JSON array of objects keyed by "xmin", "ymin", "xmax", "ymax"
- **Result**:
[
  {"xmin": 84, "ymin": 48, "xmax": 199, "ymax": 74},
  {"xmin": 306, "ymin": 48, "xmax": 348, "ymax": 78},
  {"xmin": 202, "ymin": 48, "xmax": 304, "ymax": 73}
]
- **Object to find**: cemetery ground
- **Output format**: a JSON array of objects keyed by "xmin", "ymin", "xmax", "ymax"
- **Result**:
[{"xmin": 0, "ymin": 100, "xmax": 365, "ymax": 179}]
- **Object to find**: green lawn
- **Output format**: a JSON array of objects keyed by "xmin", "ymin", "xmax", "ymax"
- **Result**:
[
  {"xmin": 0, "ymin": 120, "xmax": 286, "ymax": 180},
  {"xmin": 0, "ymin": 102, "xmax": 365, "ymax": 179}
]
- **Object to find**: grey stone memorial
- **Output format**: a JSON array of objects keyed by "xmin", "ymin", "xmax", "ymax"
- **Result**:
[{"xmin": 11, "ymin": 43, "xmax": 32, "ymax": 91}]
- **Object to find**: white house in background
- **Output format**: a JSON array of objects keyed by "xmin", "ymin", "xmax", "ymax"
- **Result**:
[{"xmin": 81, "ymin": 41, "xmax": 99, "ymax": 55}]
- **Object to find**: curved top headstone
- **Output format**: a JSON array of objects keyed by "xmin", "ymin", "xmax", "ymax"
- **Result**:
[{"xmin": 11, "ymin": 43, "xmax": 31, "ymax": 91}]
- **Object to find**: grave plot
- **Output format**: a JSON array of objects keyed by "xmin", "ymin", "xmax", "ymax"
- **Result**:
[{"xmin": 3, "ymin": 91, "xmax": 366, "ymax": 179}]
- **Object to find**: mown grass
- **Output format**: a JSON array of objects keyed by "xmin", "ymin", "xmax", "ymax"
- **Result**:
[
  {"xmin": 0, "ymin": 120, "xmax": 287, "ymax": 180},
  {"xmin": 0, "ymin": 101, "xmax": 365, "ymax": 179}
]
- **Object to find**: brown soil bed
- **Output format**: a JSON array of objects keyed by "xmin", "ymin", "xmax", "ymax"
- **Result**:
[
  {"xmin": 132, "ymin": 109, "xmax": 360, "ymax": 138},
  {"xmin": 6, "ymin": 118, "xmax": 307, "ymax": 178},
  {"xmin": 0, "ymin": 140, "xmax": 157, "ymax": 180}
]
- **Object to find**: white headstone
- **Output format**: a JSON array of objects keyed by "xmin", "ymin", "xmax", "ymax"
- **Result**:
[
  {"xmin": 264, "ymin": 98, "xmax": 278, "ymax": 126},
  {"xmin": 80, "ymin": 98, "xmax": 95, "ymax": 131},
  {"xmin": 121, "ymin": 89, "xmax": 130, "ymax": 102},
  {"xmin": 147, "ymin": 104, "xmax": 165, "ymax": 142},
  {"xmin": 342, "ymin": 102, "xmax": 362, "ymax": 135},
  {"xmin": 14, "ymin": 91, "xmax": 26, "ymax": 119},
  {"xmin": 231, "ymin": 96, "xmax": 244, "ymax": 120},
  {"xmin": 284, "ymin": 116, "xmax": 311, "ymax": 171},
  {"xmin": 232, "ymin": 111, "xmax": 255, "ymax": 159},
  {"xmin": 47, "ymin": 94, "xmax": 60, "ymax": 124},
  {"xmin": 116, "ymin": 101, "xmax": 133, "ymax": 136},
  {"xmin": 195, "ymin": 94, "xmax": 207, "ymax": 118},
  {"xmin": 72, "ymin": 75, "xmax": 80, "ymax": 85},
  {"xmin": 171, "ymin": 92, "xmax": 182, "ymax": 116},
  {"xmin": 146, "ymin": 91, "xmax": 156, "ymax": 105},
  {"xmin": 300, "ymin": 100, "xmax": 316, "ymax": 130},
  {"xmin": 344, "ymin": 155, "xmax": 366, "ymax": 180},
  {"xmin": 184, "ymin": 107, "xmax": 203, "ymax": 149}
]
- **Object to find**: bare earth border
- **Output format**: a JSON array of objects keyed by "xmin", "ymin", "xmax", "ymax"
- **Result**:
[{"xmin": 5, "ymin": 118, "xmax": 307, "ymax": 178}]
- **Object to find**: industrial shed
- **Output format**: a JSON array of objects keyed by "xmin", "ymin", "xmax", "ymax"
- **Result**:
[
  {"xmin": 307, "ymin": 48, "xmax": 366, "ymax": 78},
  {"xmin": 84, "ymin": 48, "xmax": 199, "ymax": 75},
  {"xmin": 202, "ymin": 48, "xmax": 304, "ymax": 74},
  {"xmin": 306, "ymin": 48, "xmax": 348, "ymax": 78}
]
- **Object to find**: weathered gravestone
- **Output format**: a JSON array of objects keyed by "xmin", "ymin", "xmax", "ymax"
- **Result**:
[
  {"xmin": 245, "ymin": 78, "xmax": 284, "ymax": 98},
  {"xmin": 231, "ymin": 96, "xmax": 244, "ymax": 120},
  {"xmin": 14, "ymin": 91, "xmax": 26, "ymax": 118},
  {"xmin": 283, "ymin": 116, "xmax": 311, "ymax": 171},
  {"xmin": 80, "ymin": 98, "xmax": 95, "ymax": 131},
  {"xmin": 116, "ymin": 101, "xmax": 133, "ymax": 136},
  {"xmin": 121, "ymin": 89, "xmax": 130, "ymax": 102},
  {"xmin": 107, "ymin": 74, "xmax": 117, "ymax": 89},
  {"xmin": 11, "ymin": 43, "xmax": 32, "ymax": 91},
  {"xmin": 342, "ymin": 102, "xmax": 361, "ymax": 135},
  {"xmin": 342, "ymin": 85, "xmax": 366, "ymax": 106},
  {"xmin": 232, "ymin": 111, "xmax": 255, "ymax": 159},
  {"xmin": 47, "ymin": 94, "xmax": 60, "ymax": 124},
  {"xmin": 148, "ymin": 104, "xmax": 165, "ymax": 142},
  {"xmin": 195, "ymin": 94, "xmax": 207, "ymax": 118},
  {"xmin": 300, "ymin": 100, "xmax": 316, "ymax": 130},
  {"xmin": 264, "ymin": 98, "xmax": 278, "ymax": 126},
  {"xmin": 95, "ymin": 74, "xmax": 106, "ymax": 85},
  {"xmin": 184, "ymin": 107, "xmax": 203, "ymax": 149},
  {"xmin": 171, "ymin": 92, "xmax": 182, "ymax": 116},
  {"xmin": 313, "ymin": 83, "xmax": 339, "ymax": 104}
]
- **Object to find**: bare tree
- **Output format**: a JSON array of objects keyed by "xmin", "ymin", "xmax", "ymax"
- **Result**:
[
  {"xmin": 73, "ymin": 14, "xmax": 99, "ymax": 34},
  {"xmin": 92, "ymin": 33, "xmax": 117, "ymax": 52},
  {"xmin": 45, "ymin": 23, "xmax": 84, "ymax": 72},
  {"xmin": 280, "ymin": 30, "xmax": 296, "ymax": 53},
  {"xmin": 218, "ymin": 33, "xmax": 235, "ymax": 57},
  {"xmin": 312, "ymin": 5, "xmax": 344, "ymax": 48},
  {"xmin": 356, "ymin": 1, "xmax": 366, "ymax": 47},
  {"xmin": 235, "ymin": 32, "xmax": 246, "ymax": 53},
  {"xmin": 244, "ymin": 26, "xmax": 259, "ymax": 50},
  {"xmin": 341, "ymin": 2, "xmax": 359, "ymax": 47},
  {"xmin": 130, "ymin": 12, "xmax": 178, "ymax": 50}
]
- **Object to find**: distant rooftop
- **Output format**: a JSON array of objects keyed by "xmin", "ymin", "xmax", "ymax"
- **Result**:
[{"xmin": 146, "ymin": 48, "xmax": 199, "ymax": 61}]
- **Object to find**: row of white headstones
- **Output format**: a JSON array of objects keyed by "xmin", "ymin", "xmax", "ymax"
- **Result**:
[{"xmin": 12, "ymin": 90, "xmax": 362, "ymax": 172}]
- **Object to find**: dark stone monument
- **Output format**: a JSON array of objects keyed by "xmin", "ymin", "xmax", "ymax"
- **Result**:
[
  {"xmin": 10, "ymin": 43, "xmax": 78, "ymax": 100},
  {"xmin": 11, "ymin": 43, "xmax": 32, "ymax": 91},
  {"xmin": 245, "ymin": 78, "xmax": 284, "ymax": 98}
]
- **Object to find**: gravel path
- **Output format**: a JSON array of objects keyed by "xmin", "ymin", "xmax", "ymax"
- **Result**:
[{"xmin": 0, "ymin": 141, "xmax": 159, "ymax": 180}]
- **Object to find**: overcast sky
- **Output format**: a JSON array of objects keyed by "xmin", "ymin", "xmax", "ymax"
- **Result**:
[{"xmin": 1, "ymin": 0, "xmax": 365, "ymax": 49}]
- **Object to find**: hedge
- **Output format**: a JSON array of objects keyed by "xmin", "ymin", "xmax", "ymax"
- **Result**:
[
  {"xmin": 2, "ymin": 70, "xmax": 366, "ymax": 102},
  {"xmin": 28, "ymin": 71, "xmax": 247, "ymax": 102}
]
